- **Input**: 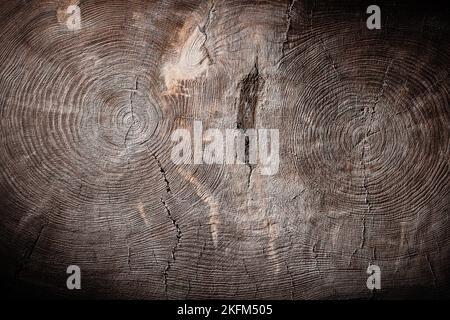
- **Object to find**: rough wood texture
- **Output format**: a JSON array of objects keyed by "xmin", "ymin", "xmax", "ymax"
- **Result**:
[{"xmin": 0, "ymin": 0, "xmax": 449, "ymax": 299}]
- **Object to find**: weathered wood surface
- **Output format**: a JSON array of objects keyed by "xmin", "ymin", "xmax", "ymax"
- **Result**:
[{"xmin": 0, "ymin": 0, "xmax": 449, "ymax": 299}]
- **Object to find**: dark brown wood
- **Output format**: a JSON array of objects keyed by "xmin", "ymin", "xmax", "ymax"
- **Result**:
[{"xmin": 0, "ymin": 0, "xmax": 449, "ymax": 299}]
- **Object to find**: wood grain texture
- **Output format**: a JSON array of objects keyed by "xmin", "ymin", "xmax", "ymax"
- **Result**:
[{"xmin": 0, "ymin": 0, "xmax": 449, "ymax": 299}]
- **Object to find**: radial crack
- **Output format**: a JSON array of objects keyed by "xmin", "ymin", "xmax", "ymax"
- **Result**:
[
  {"xmin": 153, "ymin": 154, "xmax": 171, "ymax": 193},
  {"xmin": 359, "ymin": 59, "xmax": 393, "ymax": 249},
  {"xmin": 160, "ymin": 197, "xmax": 182, "ymax": 296},
  {"xmin": 126, "ymin": 238, "xmax": 132, "ymax": 271},
  {"xmin": 374, "ymin": 59, "xmax": 394, "ymax": 107},
  {"xmin": 198, "ymin": 1, "xmax": 215, "ymax": 64},
  {"xmin": 285, "ymin": 262, "xmax": 295, "ymax": 300},
  {"xmin": 242, "ymin": 259, "xmax": 259, "ymax": 298},
  {"xmin": 15, "ymin": 224, "xmax": 45, "ymax": 279},
  {"xmin": 124, "ymin": 77, "xmax": 138, "ymax": 145},
  {"xmin": 281, "ymin": 0, "xmax": 297, "ymax": 58},
  {"xmin": 291, "ymin": 188, "xmax": 305, "ymax": 201},
  {"xmin": 425, "ymin": 254, "xmax": 438, "ymax": 288},
  {"xmin": 360, "ymin": 122, "xmax": 370, "ymax": 250},
  {"xmin": 319, "ymin": 37, "xmax": 341, "ymax": 79}
]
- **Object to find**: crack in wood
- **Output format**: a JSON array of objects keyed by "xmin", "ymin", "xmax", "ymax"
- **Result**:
[
  {"xmin": 15, "ymin": 223, "xmax": 45, "ymax": 280},
  {"xmin": 124, "ymin": 77, "xmax": 138, "ymax": 146},
  {"xmin": 160, "ymin": 197, "xmax": 182, "ymax": 297},
  {"xmin": 198, "ymin": 1, "xmax": 215, "ymax": 65},
  {"xmin": 281, "ymin": 0, "xmax": 297, "ymax": 58},
  {"xmin": 153, "ymin": 154, "xmax": 172, "ymax": 194},
  {"xmin": 237, "ymin": 58, "xmax": 263, "ymax": 189}
]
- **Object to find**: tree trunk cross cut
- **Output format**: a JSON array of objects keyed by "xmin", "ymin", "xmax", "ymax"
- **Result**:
[{"xmin": 0, "ymin": 0, "xmax": 449, "ymax": 299}]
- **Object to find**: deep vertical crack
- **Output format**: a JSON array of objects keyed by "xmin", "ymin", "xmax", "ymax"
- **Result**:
[
  {"xmin": 153, "ymin": 154, "xmax": 171, "ymax": 193},
  {"xmin": 237, "ymin": 58, "xmax": 263, "ymax": 189},
  {"xmin": 125, "ymin": 238, "xmax": 132, "ymax": 271},
  {"xmin": 237, "ymin": 59, "xmax": 261, "ymax": 131},
  {"xmin": 245, "ymin": 136, "xmax": 254, "ymax": 189},
  {"xmin": 160, "ymin": 197, "xmax": 182, "ymax": 297}
]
